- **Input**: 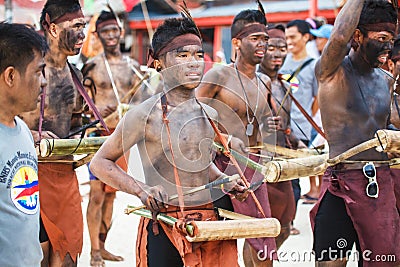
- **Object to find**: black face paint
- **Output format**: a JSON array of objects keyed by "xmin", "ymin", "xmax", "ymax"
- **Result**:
[
  {"xmin": 363, "ymin": 38, "xmax": 393, "ymax": 68},
  {"xmin": 58, "ymin": 28, "xmax": 84, "ymax": 54}
]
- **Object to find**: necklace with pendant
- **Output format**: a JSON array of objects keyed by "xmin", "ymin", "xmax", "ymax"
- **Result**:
[{"xmin": 235, "ymin": 63, "xmax": 260, "ymax": 136}]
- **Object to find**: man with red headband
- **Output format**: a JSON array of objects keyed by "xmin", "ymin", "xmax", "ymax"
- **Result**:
[
  {"xmin": 310, "ymin": 0, "xmax": 400, "ymax": 266},
  {"xmin": 197, "ymin": 6, "xmax": 280, "ymax": 267},
  {"xmin": 19, "ymin": 0, "xmax": 87, "ymax": 266},
  {"xmin": 258, "ymin": 24, "xmax": 296, "ymax": 251},
  {"xmin": 90, "ymin": 17, "xmax": 247, "ymax": 267},
  {"xmin": 82, "ymin": 10, "xmax": 143, "ymax": 266}
]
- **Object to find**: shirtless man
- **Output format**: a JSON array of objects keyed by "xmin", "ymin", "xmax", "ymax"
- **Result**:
[
  {"xmin": 90, "ymin": 17, "xmax": 247, "ymax": 267},
  {"xmin": 258, "ymin": 24, "xmax": 296, "ymax": 249},
  {"xmin": 310, "ymin": 0, "xmax": 400, "ymax": 266},
  {"xmin": 196, "ymin": 7, "xmax": 280, "ymax": 267},
  {"xmin": 0, "ymin": 22, "xmax": 47, "ymax": 267},
  {"xmin": 19, "ymin": 0, "xmax": 87, "ymax": 266},
  {"xmin": 82, "ymin": 10, "xmax": 142, "ymax": 266}
]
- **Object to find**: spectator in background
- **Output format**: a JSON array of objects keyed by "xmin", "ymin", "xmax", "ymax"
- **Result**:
[{"xmin": 280, "ymin": 19, "xmax": 318, "ymax": 235}]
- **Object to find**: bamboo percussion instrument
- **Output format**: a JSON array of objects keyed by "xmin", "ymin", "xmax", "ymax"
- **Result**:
[
  {"xmin": 124, "ymin": 206, "xmax": 281, "ymax": 242},
  {"xmin": 214, "ymin": 142, "xmax": 328, "ymax": 183},
  {"xmin": 39, "ymin": 136, "xmax": 107, "ymax": 157},
  {"xmin": 185, "ymin": 217, "xmax": 280, "ymax": 242},
  {"xmin": 327, "ymin": 129, "xmax": 400, "ymax": 166},
  {"xmin": 249, "ymin": 143, "xmax": 324, "ymax": 158},
  {"xmin": 262, "ymin": 154, "xmax": 329, "ymax": 183},
  {"xmin": 125, "ymin": 174, "xmax": 241, "ymax": 213}
]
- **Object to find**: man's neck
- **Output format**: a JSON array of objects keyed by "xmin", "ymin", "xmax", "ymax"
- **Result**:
[
  {"xmin": 234, "ymin": 57, "xmax": 257, "ymax": 79},
  {"xmin": 259, "ymin": 65, "xmax": 278, "ymax": 81},
  {"xmin": 292, "ymin": 49, "xmax": 308, "ymax": 61},
  {"xmin": 104, "ymin": 48, "xmax": 123, "ymax": 62},
  {"xmin": 164, "ymin": 87, "xmax": 195, "ymax": 107},
  {"xmin": 46, "ymin": 45, "xmax": 68, "ymax": 69},
  {"xmin": 349, "ymin": 50, "xmax": 374, "ymax": 74},
  {"xmin": 0, "ymin": 101, "xmax": 16, "ymax": 127}
]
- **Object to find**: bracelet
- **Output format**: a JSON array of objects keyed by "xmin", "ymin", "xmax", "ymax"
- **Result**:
[{"xmin": 227, "ymin": 135, "xmax": 233, "ymax": 147}]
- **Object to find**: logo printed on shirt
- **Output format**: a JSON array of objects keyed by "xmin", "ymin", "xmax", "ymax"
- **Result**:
[
  {"xmin": 280, "ymin": 74, "xmax": 299, "ymax": 93},
  {"xmin": 10, "ymin": 166, "xmax": 39, "ymax": 215}
]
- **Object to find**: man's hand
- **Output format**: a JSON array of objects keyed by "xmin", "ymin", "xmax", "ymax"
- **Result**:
[
  {"xmin": 32, "ymin": 130, "xmax": 59, "ymax": 144},
  {"xmin": 100, "ymin": 105, "xmax": 117, "ymax": 118},
  {"xmin": 230, "ymin": 136, "xmax": 249, "ymax": 154},
  {"xmin": 138, "ymin": 185, "xmax": 169, "ymax": 220},
  {"xmin": 225, "ymin": 177, "xmax": 249, "ymax": 202},
  {"xmin": 265, "ymin": 116, "xmax": 282, "ymax": 132}
]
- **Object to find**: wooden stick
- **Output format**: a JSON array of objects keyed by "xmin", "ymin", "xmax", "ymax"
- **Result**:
[
  {"xmin": 125, "ymin": 175, "xmax": 240, "ymax": 213},
  {"xmin": 248, "ymin": 143, "xmax": 323, "ymax": 158}
]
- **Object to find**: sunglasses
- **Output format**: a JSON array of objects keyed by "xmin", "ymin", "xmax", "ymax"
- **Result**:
[{"xmin": 363, "ymin": 162, "xmax": 379, "ymax": 199}]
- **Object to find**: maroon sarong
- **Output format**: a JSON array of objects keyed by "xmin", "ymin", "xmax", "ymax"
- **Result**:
[
  {"xmin": 310, "ymin": 165, "xmax": 400, "ymax": 266},
  {"xmin": 390, "ymin": 167, "xmax": 400, "ymax": 212},
  {"xmin": 214, "ymin": 153, "xmax": 277, "ymax": 260},
  {"xmin": 268, "ymin": 181, "xmax": 296, "ymax": 225}
]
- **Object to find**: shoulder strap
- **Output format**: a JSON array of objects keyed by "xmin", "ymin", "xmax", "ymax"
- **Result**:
[
  {"xmin": 67, "ymin": 61, "xmax": 109, "ymax": 132},
  {"xmin": 287, "ymin": 58, "xmax": 314, "ymax": 83}
]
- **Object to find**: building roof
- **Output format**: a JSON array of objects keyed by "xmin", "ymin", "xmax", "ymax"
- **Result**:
[{"xmin": 128, "ymin": 0, "xmax": 340, "ymax": 29}]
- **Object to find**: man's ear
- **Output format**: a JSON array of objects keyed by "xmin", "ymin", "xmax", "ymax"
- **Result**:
[
  {"xmin": 3, "ymin": 66, "xmax": 16, "ymax": 87},
  {"xmin": 232, "ymin": 38, "xmax": 241, "ymax": 50},
  {"xmin": 49, "ymin": 23, "xmax": 58, "ymax": 38},
  {"xmin": 388, "ymin": 59, "xmax": 395, "ymax": 75},
  {"xmin": 153, "ymin": 60, "xmax": 162, "ymax": 72}
]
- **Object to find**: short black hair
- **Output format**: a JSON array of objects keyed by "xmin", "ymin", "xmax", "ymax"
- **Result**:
[
  {"xmin": 231, "ymin": 9, "xmax": 267, "ymax": 39},
  {"xmin": 0, "ymin": 22, "xmax": 48, "ymax": 74},
  {"xmin": 40, "ymin": 0, "xmax": 81, "ymax": 31},
  {"xmin": 390, "ymin": 35, "xmax": 400, "ymax": 61},
  {"xmin": 286, "ymin": 19, "xmax": 311, "ymax": 35},
  {"xmin": 151, "ymin": 18, "xmax": 201, "ymax": 58},
  {"xmin": 358, "ymin": 0, "xmax": 397, "ymax": 35},
  {"xmin": 95, "ymin": 10, "xmax": 119, "ymax": 31}
]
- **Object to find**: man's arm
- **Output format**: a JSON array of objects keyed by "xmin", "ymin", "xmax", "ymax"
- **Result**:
[
  {"xmin": 317, "ymin": 0, "xmax": 363, "ymax": 82},
  {"xmin": 89, "ymin": 105, "xmax": 168, "ymax": 213}
]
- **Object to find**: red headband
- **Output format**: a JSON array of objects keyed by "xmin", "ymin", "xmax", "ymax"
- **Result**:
[
  {"xmin": 148, "ymin": 33, "xmax": 202, "ymax": 68},
  {"xmin": 42, "ymin": 10, "xmax": 84, "ymax": 31},
  {"xmin": 233, "ymin": 23, "xmax": 268, "ymax": 39},
  {"xmin": 96, "ymin": 19, "xmax": 119, "ymax": 32},
  {"xmin": 267, "ymin": 28, "xmax": 285, "ymax": 40},
  {"xmin": 359, "ymin": 22, "xmax": 397, "ymax": 35}
]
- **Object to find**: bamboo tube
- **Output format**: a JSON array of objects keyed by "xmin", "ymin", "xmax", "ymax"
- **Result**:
[
  {"xmin": 263, "ymin": 154, "xmax": 329, "ymax": 183},
  {"xmin": 125, "ymin": 206, "xmax": 280, "ymax": 242},
  {"xmin": 39, "ymin": 136, "xmax": 107, "ymax": 157},
  {"xmin": 124, "ymin": 206, "xmax": 194, "ymax": 236},
  {"xmin": 185, "ymin": 218, "xmax": 281, "ymax": 242},
  {"xmin": 250, "ymin": 143, "xmax": 323, "ymax": 158},
  {"xmin": 216, "ymin": 208, "xmax": 253, "ymax": 220}
]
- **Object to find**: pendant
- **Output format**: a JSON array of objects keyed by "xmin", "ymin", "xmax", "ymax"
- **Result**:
[{"xmin": 246, "ymin": 123, "xmax": 254, "ymax": 136}]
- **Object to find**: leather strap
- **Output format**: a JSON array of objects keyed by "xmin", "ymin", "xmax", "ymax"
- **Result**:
[{"xmin": 67, "ymin": 61, "xmax": 109, "ymax": 132}]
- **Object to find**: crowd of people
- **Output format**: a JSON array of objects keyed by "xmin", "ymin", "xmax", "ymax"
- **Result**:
[{"xmin": 0, "ymin": 0, "xmax": 399, "ymax": 266}]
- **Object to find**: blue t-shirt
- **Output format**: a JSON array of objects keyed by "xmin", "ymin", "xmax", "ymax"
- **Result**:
[
  {"xmin": 279, "ymin": 54, "xmax": 318, "ymax": 141},
  {"xmin": 0, "ymin": 117, "xmax": 42, "ymax": 266}
]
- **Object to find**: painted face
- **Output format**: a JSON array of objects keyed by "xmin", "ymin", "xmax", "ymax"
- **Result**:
[
  {"xmin": 97, "ymin": 24, "xmax": 121, "ymax": 50},
  {"xmin": 285, "ymin": 26, "xmax": 309, "ymax": 55},
  {"xmin": 239, "ymin": 32, "xmax": 268, "ymax": 64},
  {"xmin": 361, "ymin": 31, "xmax": 394, "ymax": 68},
  {"xmin": 161, "ymin": 44, "xmax": 205, "ymax": 90},
  {"xmin": 17, "ymin": 50, "xmax": 47, "ymax": 112},
  {"xmin": 57, "ymin": 17, "xmax": 86, "ymax": 56},
  {"xmin": 261, "ymin": 38, "xmax": 288, "ymax": 72}
]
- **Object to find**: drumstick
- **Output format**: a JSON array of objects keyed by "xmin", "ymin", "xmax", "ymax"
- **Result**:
[{"xmin": 125, "ymin": 174, "xmax": 240, "ymax": 214}]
